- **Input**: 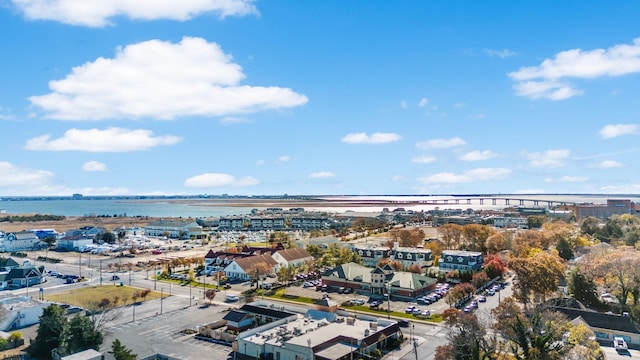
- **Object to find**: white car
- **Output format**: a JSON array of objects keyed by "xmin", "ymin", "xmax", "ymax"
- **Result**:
[{"xmin": 613, "ymin": 336, "xmax": 628, "ymax": 350}]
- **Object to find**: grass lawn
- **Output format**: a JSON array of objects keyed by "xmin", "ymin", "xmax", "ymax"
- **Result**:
[
  {"xmin": 265, "ymin": 289, "xmax": 443, "ymax": 323},
  {"xmin": 44, "ymin": 285, "xmax": 163, "ymax": 308}
]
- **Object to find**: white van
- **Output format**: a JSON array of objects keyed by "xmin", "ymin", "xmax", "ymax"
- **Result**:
[{"xmin": 225, "ymin": 294, "xmax": 239, "ymax": 302}]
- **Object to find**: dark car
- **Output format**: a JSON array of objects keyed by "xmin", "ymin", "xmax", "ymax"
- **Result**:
[
  {"xmin": 398, "ymin": 320, "xmax": 411, "ymax": 327},
  {"xmin": 111, "ymin": 275, "xmax": 120, "ymax": 281}
]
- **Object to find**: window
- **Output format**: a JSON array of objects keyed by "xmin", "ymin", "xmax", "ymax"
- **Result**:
[
  {"xmin": 407, "ymin": 253, "xmax": 412, "ymax": 259},
  {"xmin": 397, "ymin": 253, "xmax": 403, "ymax": 259}
]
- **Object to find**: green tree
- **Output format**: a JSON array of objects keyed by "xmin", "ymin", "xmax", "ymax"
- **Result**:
[
  {"xmin": 306, "ymin": 244, "xmax": 323, "ymax": 258},
  {"xmin": 580, "ymin": 216, "xmax": 600, "ymax": 236},
  {"xmin": 61, "ymin": 314, "xmax": 103, "ymax": 355},
  {"xmin": 101, "ymin": 231, "xmax": 116, "ymax": 244},
  {"xmin": 568, "ymin": 268, "xmax": 603, "ymax": 309},
  {"xmin": 556, "ymin": 237, "xmax": 574, "ymax": 261},
  {"xmin": 527, "ymin": 215, "xmax": 546, "ymax": 229},
  {"xmin": 32, "ymin": 304, "xmax": 67, "ymax": 359},
  {"xmin": 110, "ymin": 339, "xmax": 137, "ymax": 360}
]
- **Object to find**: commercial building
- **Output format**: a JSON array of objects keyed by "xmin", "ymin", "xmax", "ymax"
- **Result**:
[
  {"xmin": 390, "ymin": 243, "xmax": 433, "ymax": 270},
  {"xmin": 236, "ymin": 304, "xmax": 401, "ymax": 360},
  {"xmin": 322, "ymin": 262, "xmax": 437, "ymax": 299},
  {"xmin": 438, "ymin": 250, "xmax": 484, "ymax": 273},
  {"xmin": 576, "ymin": 199, "xmax": 634, "ymax": 221},
  {"xmin": 352, "ymin": 245, "xmax": 391, "ymax": 267}
]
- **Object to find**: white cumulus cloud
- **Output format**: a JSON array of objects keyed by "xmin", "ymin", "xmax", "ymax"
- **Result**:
[
  {"xmin": 459, "ymin": 150, "xmax": 498, "ymax": 161},
  {"xmin": 483, "ymin": 48, "xmax": 517, "ymax": 58},
  {"xmin": 277, "ymin": 156, "xmax": 291, "ymax": 163},
  {"xmin": 0, "ymin": 162, "xmax": 56, "ymax": 187},
  {"xmin": 599, "ymin": 124, "xmax": 640, "ymax": 139},
  {"xmin": 24, "ymin": 127, "xmax": 182, "ymax": 152},
  {"xmin": 11, "ymin": 0, "xmax": 258, "ymax": 27},
  {"xmin": 341, "ymin": 132, "xmax": 401, "ymax": 144},
  {"xmin": 415, "ymin": 137, "xmax": 465, "ymax": 150},
  {"xmin": 29, "ymin": 37, "xmax": 308, "ymax": 121},
  {"xmin": 82, "ymin": 161, "xmax": 106, "ymax": 172},
  {"xmin": 419, "ymin": 168, "xmax": 511, "ymax": 184},
  {"xmin": 411, "ymin": 155, "xmax": 436, "ymax": 164},
  {"xmin": 309, "ymin": 172, "xmax": 335, "ymax": 178},
  {"xmin": 559, "ymin": 176, "xmax": 588, "ymax": 183},
  {"xmin": 524, "ymin": 149, "xmax": 570, "ymax": 168},
  {"xmin": 418, "ymin": 98, "xmax": 429, "ymax": 107},
  {"xmin": 594, "ymin": 160, "xmax": 623, "ymax": 168},
  {"xmin": 509, "ymin": 38, "xmax": 640, "ymax": 100},
  {"xmin": 184, "ymin": 173, "xmax": 259, "ymax": 187}
]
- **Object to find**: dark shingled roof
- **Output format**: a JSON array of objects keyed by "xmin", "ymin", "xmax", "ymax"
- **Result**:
[
  {"xmin": 555, "ymin": 307, "xmax": 640, "ymax": 334},
  {"xmin": 239, "ymin": 304, "xmax": 296, "ymax": 319},
  {"xmin": 223, "ymin": 310, "xmax": 251, "ymax": 323}
]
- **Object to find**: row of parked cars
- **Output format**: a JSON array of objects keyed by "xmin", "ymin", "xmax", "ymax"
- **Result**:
[{"xmin": 417, "ymin": 282, "xmax": 450, "ymax": 305}]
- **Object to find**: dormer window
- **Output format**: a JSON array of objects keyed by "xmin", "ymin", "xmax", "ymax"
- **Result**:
[
  {"xmin": 397, "ymin": 253, "xmax": 403, "ymax": 259},
  {"xmin": 407, "ymin": 253, "xmax": 412, "ymax": 259}
]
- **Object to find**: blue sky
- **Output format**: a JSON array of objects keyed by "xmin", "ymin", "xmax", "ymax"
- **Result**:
[{"xmin": 1, "ymin": 1, "xmax": 640, "ymax": 196}]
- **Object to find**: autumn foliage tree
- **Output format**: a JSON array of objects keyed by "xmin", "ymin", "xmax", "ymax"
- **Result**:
[
  {"xmin": 483, "ymin": 254, "xmax": 506, "ymax": 280},
  {"xmin": 388, "ymin": 228, "xmax": 425, "ymax": 247},
  {"xmin": 438, "ymin": 224, "xmax": 464, "ymax": 250},
  {"xmin": 446, "ymin": 283, "xmax": 476, "ymax": 307},
  {"xmin": 508, "ymin": 251, "xmax": 564, "ymax": 306},
  {"xmin": 462, "ymin": 224, "xmax": 495, "ymax": 252},
  {"xmin": 434, "ymin": 309, "xmax": 493, "ymax": 360}
]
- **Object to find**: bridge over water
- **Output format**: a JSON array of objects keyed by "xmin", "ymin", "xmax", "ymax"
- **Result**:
[{"xmin": 382, "ymin": 196, "xmax": 576, "ymax": 208}]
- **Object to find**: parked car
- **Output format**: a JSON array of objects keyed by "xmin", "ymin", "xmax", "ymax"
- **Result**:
[
  {"xmin": 613, "ymin": 336, "xmax": 628, "ymax": 350},
  {"xmin": 421, "ymin": 310, "xmax": 431, "ymax": 317},
  {"xmin": 369, "ymin": 301, "xmax": 380, "ymax": 309},
  {"xmin": 405, "ymin": 306, "xmax": 417, "ymax": 314},
  {"xmin": 398, "ymin": 319, "xmax": 411, "ymax": 327},
  {"xmin": 110, "ymin": 275, "xmax": 120, "ymax": 281}
]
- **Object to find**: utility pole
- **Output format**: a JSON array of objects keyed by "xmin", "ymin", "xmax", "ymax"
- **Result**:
[
  {"xmin": 154, "ymin": 264, "xmax": 157, "ymax": 290},
  {"xmin": 160, "ymin": 288, "xmax": 164, "ymax": 315},
  {"xmin": 99, "ymin": 259, "xmax": 103, "ymax": 286},
  {"xmin": 79, "ymin": 251, "xmax": 82, "ymax": 277},
  {"xmin": 386, "ymin": 282, "xmax": 391, "ymax": 319}
]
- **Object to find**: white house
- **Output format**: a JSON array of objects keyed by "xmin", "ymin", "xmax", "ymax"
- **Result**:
[
  {"xmin": 224, "ymin": 255, "xmax": 278, "ymax": 281},
  {"xmin": 1, "ymin": 232, "xmax": 44, "ymax": 252},
  {"xmin": 271, "ymin": 248, "xmax": 313, "ymax": 268}
]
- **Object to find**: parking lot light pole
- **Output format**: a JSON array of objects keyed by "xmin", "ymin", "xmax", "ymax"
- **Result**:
[{"xmin": 160, "ymin": 287, "xmax": 164, "ymax": 315}]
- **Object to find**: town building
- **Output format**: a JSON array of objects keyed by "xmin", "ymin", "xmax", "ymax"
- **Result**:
[
  {"xmin": 0, "ymin": 296, "xmax": 49, "ymax": 331},
  {"xmin": 271, "ymin": 248, "xmax": 313, "ymax": 268},
  {"xmin": 0, "ymin": 231, "xmax": 46, "ymax": 252},
  {"xmin": 353, "ymin": 245, "xmax": 391, "ymax": 267},
  {"xmin": 492, "ymin": 216, "xmax": 528, "ymax": 229},
  {"xmin": 554, "ymin": 306, "xmax": 640, "ymax": 347},
  {"xmin": 0, "ymin": 264, "xmax": 45, "ymax": 290},
  {"xmin": 322, "ymin": 262, "xmax": 437, "ymax": 299},
  {"xmin": 224, "ymin": 254, "xmax": 279, "ymax": 281},
  {"xmin": 218, "ymin": 216, "xmax": 246, "ymax": 230},
  {"xmin": 390, "ymin": 243, "xmax": 433, "ymax": 270},
  {"xmin": 576, "ymin": 199, "xmax": 634, "ymax": 221},
  {"xmin": 144, "ymin": 219, "xmax": 203, "ymax": 239},
  {"xmin": 236, "ymin": 305, "xmax": 400, "ymax": 360},
  {"xmin": 438, "ymin": 250, "xmax": 484, "ymax": 273},
  {"xmin": 295, "ymin": 235, "xmax": 341, "ymax": 250}
]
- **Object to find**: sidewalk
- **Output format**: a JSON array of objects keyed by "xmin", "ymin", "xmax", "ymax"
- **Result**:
[{"xmin": 384, "ymin": 336, "xmax": 425, "ymax": 360}]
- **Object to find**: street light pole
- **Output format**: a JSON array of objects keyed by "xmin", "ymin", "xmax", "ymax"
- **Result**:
[{"xmin": 160, "ymin": 287, "xmax": 164, "ymax": 315}]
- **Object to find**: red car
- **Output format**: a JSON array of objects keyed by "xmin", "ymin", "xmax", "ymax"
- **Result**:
[{"xmin": 152, "ymin": 249, "xmax": 163, "ymax": 255}]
